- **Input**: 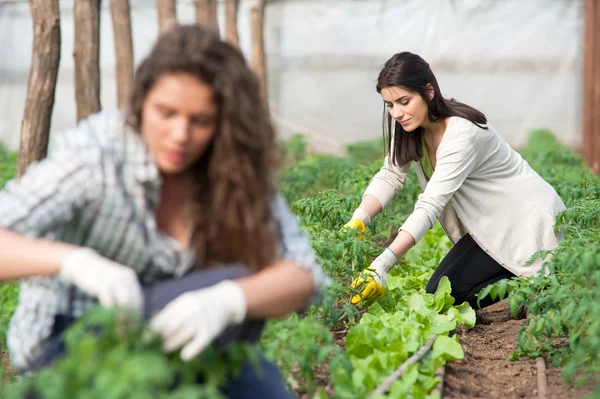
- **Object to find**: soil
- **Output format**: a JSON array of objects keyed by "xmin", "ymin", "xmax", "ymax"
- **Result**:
[{"xmin": 443, "ymin": 300, "xmax": 593, "ymax": 399}]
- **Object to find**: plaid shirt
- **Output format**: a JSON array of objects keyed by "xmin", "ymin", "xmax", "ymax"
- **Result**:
[{"xmin": 0, "ymin": 110, "xmax": 327, "ymax": 372}]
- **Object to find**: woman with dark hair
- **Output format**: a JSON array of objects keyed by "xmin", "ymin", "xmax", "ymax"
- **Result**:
[
  {"xmin": 0, "ymin": 25, "xmax": 326, "ymax": 397},
  {"xmin": 346, "ymin": 52, "xmax": 565, "ymax": 309}
]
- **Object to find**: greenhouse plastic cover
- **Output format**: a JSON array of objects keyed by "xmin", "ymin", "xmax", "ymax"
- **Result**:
[{"xmin": 0, "ymin": 0, "xmax": 585, "ymax": 154}]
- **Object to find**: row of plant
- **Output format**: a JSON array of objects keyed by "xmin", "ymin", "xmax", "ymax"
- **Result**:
[
  {"xmin": 2, "ymin": 128, "xmax": 597, "ymax": 398},
  {"xmin": 479, "ymin": 130, "xmax": 600, "ymax": 397},
  {"xmin": 0, "ymin": 146, "xmax": 18, "ymax": 350},
  {"xmin": 265, "ymin": 137, "xmax": 476, "ymax": 398},
  {"xmin": 0, "ymin": 138, "xmax": 475, "ymax": 398}
]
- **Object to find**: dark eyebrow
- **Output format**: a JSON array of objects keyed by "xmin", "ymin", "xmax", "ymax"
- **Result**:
[
  {"xmin": 383, "ymin": 95, "xmax": 409, "ymax": 104},
  {"xmin": 191, "ymin": 112, "xmax": 216, "ymax": 120}
]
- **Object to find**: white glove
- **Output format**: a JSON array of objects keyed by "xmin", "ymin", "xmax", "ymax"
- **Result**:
[
  {"xmin": 59, "ymin": 247, "xmax": 144, "ymax": 313},
  {"xmin": 369, "ymin": 248, "xmax": 398, "ymax": 288},
  {"xmin": 351, "ymin": 208, "xmax": 371, "ymax": 225},
  {"xmin": 350, "ymin": 248, "xmax": 398, "ymax": 304},
  {"xmin": 150, "ymin": 280, "xmax": 247, "ymax": 361}
]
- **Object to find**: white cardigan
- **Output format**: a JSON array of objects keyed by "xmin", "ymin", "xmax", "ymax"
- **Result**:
[{"xmin": 363, "ymin": 116, "xmax": 566, "ymax": 277}]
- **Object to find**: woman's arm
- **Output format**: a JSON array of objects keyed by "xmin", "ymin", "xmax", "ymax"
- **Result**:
[
  {"xmin": 354, "ymin": 194, "xmax": 384, "ymax": 222},
  {"xmin": 353, "ymin": 159, "xmax": 411, "ymax": 224},
  {"xmin": 267, "ymin": 193, "xmax": 330, "ymax": 307},
  {"xmin": 0, "ymin": 131, "xmax": 98, "ymax": 281},
  {"xmin": 0, "ymin": 114, "xmax": 145, "ymax": 312},
  {"xmin": 235, "ymin": 260, "xmax": 313, "ymax": 318},
  {"xmin": 0, "ymin": 227, "xmax": 144, "ymax": 311},
  {"xmin": 0, "ymin": 228, "xmax": 77, "ymax": 280},
  {"xmin": 399, "ymin": 132, "xmax": 478, "ymax": 245},
  {"xmin": 388, "ymin": 230, "xmax": 416, "ymax": 259},
  {"xmin": 149, "ymin": 193, "xmax": 327, "ymax": 360}
]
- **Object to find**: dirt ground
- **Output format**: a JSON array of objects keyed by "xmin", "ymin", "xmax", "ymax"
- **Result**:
[{"xmin": 443, "ymin": 301, "xmax": 593, "ymax": 399}]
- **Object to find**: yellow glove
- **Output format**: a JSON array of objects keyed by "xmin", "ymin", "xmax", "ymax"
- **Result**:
[
  {"xmin": 343, "ymin": 218, "xmax": 366, "ymax": 236},
  {"xmin": 343, "ymin": 208, "xmax": 370, "ymax": 237},
  {"xmin": 350, "ymin": 248, "xmax": 397, "ymax": 304}
]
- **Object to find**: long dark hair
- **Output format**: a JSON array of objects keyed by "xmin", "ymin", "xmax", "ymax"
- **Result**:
[
  {"xmin": 377, "ymin": 52, "xmax": 487, "ymax": 166},
  {"xmin": 127, "ymin": 24, "xmax": 279, "ymax": 272}
]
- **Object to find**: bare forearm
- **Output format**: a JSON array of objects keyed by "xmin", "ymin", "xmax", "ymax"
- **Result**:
[
  {"xmin": 388, "ymin": 230, "xmax": 416, "ymax": 259},
  {"xmin": 0, "ymin": 228, "xmax": 77, "ymax": 280},
  {"xmin": 358, "ymin": 195, "xmax": 384, "ymax": 221},
  {"xmin": 235, "ymin": 260, "xmax": 314, "ymax": 319}
]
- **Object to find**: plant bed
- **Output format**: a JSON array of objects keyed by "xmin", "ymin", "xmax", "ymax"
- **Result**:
[{"xmin": 443, "ymin": 301, "xmax": 593, "ymax": 399}]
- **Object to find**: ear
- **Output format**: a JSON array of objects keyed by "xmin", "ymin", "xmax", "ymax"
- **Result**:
[{"xmin": 425, "ymin": 83, "xmax": 435, "ymax": 101}]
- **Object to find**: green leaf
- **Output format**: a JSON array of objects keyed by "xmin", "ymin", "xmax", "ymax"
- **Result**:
[
  {"xmin": 433, "ymin": 277, "xmax": 455, "ymax": 312},
  {"xmin": 432, "ymin": 335, "xmax": 464, "ymax": 361},
  {"xmin": 452, "ymin": 302, "xmax": 476, "ymax": 329}
]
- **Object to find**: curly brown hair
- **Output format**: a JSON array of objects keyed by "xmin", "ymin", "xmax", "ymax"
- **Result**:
[{"xmin": 126, "ymin": 24, "xmax": 279, "ymax": 272}]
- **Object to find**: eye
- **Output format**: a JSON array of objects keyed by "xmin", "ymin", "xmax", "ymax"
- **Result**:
[
  {"xmin": 190, "ymin": 115, "xmax": 214, "ymax": 128},
  {"xmin": 385, "ymin": 103, "xmax": 393, "ymax": 108},
  {"xmin": 399, "ymin": 100, "xmax": 410, "ymax": 106},
  {"xmin": 156, "ymin": 105, "xmax": 175, "ymax": 119}
]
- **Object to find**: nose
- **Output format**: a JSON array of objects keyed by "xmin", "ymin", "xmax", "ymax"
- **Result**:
[
  {"xmin": 389, "ymin": 104, "xmax": 403, "ymax": 120},
  {"xmin": 171, "ymin": 117, "xmax": 190, "ymax": 143}
]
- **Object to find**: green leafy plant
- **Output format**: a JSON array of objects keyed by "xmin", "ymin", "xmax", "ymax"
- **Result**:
[
  {"xmin": 1, "ymin": 307, "xmax": 259, "ymax": 399},
  {"xmin": 477, "ymin": 130, "xmax": 600, "ymax": 396},
  {"xmin": 0, "ymin": 146, "xmax": 18, "ymax": 351},
  {"xmin": 279, "ymin": 134, "xmax": 308, "ymax": 164}
]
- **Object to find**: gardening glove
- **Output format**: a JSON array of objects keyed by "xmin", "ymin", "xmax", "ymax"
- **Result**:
[
  {"xmin": 350, "ymin": 248, "xmax": 397, "ymax": 304},
  {"xmin": 343, "ymin": 208, "xmax": 370, "ymax": 237},
  {"xmin": 59, "ymin": 247, "xmax": 144, "ymax": 313},
  {"xmin": 150, "ymin": 280, "xmax": 247, "ymax": 361}
]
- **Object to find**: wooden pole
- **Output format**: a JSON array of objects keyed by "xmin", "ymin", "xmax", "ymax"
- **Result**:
[
  {"xmin": 156, "ymin": 0, "xmax": 177, "ymax": 34},
  {"xmin": 194, "ymin": 0, "xmax": 209, "ymax": 27},
  {"xmin": 250, "ymin": 0, "xmax": 267, "ymax": 104},
  {"xmin": 593, "ymin": 1, "xmax": 600, "ymax": 174},
  {"xmin": 583, "ymin": 0, "xmax": 600, "ymax": 175},
  {"xmin": 194, "ymin": 0, "xmax": 219, "ymax": 34},
  {"xmin": 18, "ymin": 0, "xmax": 61, "ymax": 177},
  {"xmin": 110, "ymin": 0, "xmax": 134, "ymax": 109},
  {"xmin": 225, "ymin": 0, "xmax": 239, "ymax": 47},
  {"xmin": 74, "ymin": 0, "xmax": 102, "ymax": 122}
]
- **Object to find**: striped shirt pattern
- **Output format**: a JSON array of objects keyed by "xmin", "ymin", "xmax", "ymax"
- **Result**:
[{"xmin": 0, "ymin": 110, "xmax": 328, "ymax": 371}]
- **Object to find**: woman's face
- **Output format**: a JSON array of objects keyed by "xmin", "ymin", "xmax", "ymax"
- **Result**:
[
  {"xmin": 380, "ymin": 86, "xmax": 430, "ymax": 132},
  {"xmin": 141, "ymin": 73, "xmax": 217, "ymax": 175}
]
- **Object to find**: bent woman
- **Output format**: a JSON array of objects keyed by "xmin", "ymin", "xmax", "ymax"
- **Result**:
[
  {"xmin": 0, "ymin": 25, "xmax": 326, "ymax": 398},
  {"xmin": 346, "ymin": 52, "xmax": 565, "ymax": 309}
]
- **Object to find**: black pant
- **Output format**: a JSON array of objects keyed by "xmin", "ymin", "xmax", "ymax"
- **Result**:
[{"xmin": 425, "ymin": 234, "xmax": 515, "ymax": 309}]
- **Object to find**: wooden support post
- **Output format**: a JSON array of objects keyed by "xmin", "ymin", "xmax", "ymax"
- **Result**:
[
  {"xmin": 250, "ymin": 0, "xmax": 267, "ymax": 104},
  {"xmin": 156, "ymin": 0, "xmax": 177, "ymax": 34},
  {"xmin": 583, "ymin": 0, "xmax": 600, "ymax": 175},
  {"xmin": 194, "ymin": 0, "xmax": 219, "ymax": 34},
  {"xmin": 225, "ymin": 0, "xmax": 239, "ymax": 47},
  {"xmin": 74, "ymin": 0, "xmax": 102, "ymax": 122},
  {"xmin": 18, "ymin": 0, "xmax": 61, "ymax": 177},
  {"xmin": 110, "ymin": 0, "xmax": 134, "ymax": 109}
]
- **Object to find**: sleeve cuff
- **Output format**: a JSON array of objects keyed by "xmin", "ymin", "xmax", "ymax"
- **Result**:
[
  {"xmin": 399, "ymin": 211, "xmax": 431, "ymax": 245},
  {"xmin": 363, "ymin": 179, "xmax": 397, "ymax": 209}
]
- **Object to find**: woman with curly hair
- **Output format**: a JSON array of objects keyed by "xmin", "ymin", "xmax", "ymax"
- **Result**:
[{"xmin": 0, "ymin": 24, "xmax": 326, "ymax": 397}]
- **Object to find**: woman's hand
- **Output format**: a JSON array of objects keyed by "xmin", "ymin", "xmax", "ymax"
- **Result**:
[
  {"xmin": 59, "ymin": 248, "xmax": 144, "ymax": 313},
  {"xmin": 150, "ymin": 280, "xmax": 247, "ymax": 361},
  {"xmin": 343, "ymin": 218, "xmax": 367, "ymax": 237},
  {"xmin": 350, "ymin": 248, "xmax": 397, "ymax": 304},
  {"xmin": 343, "ymin": 208, "xmax": 371, "ymax": 238}
]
